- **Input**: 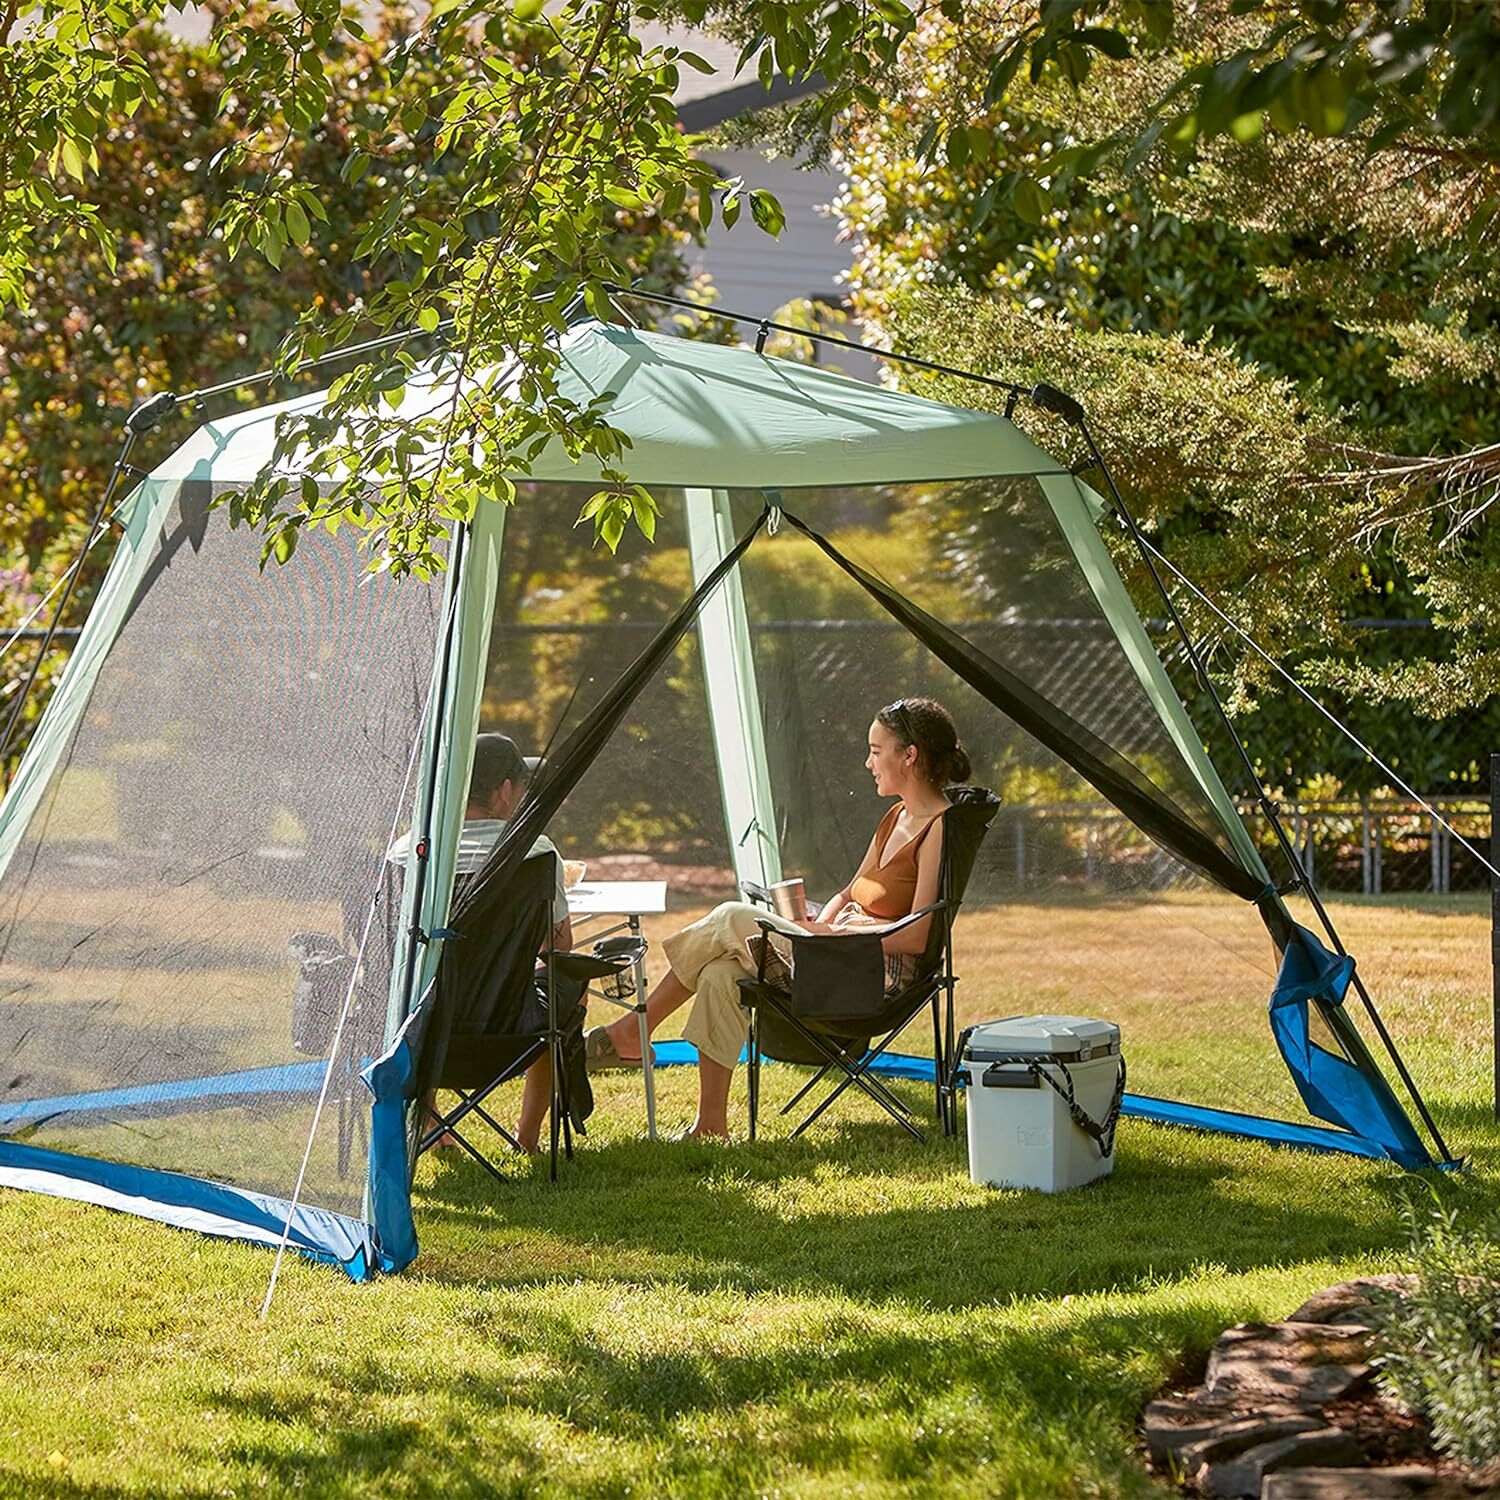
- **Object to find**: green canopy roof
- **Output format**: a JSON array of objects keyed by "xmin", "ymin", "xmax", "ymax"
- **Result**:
[{"xmin": 153, "ymin": 320, "xmax": 1070, "ymax": 489}]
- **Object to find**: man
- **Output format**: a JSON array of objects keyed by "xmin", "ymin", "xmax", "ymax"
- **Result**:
[{"xmin": 397, "ymin": 732, "xmax": 580, "ymax": 1155}]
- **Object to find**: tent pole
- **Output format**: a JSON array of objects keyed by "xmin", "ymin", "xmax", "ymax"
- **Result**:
[
  {"xmin": 0, "ymin": 392, "xmax": 179, "ymax": 768},
  {"xmin": 601, "ymin": 283, "xmax": 1030, "ymax": 402},
  {"xmin": 1071, "ymin": 416, "xmax": 1455, "ymax": 1166},
  {"xmin": 182, "ymin": 323, "xmax": 453, "ymax": 408},
  {"xmin": 1492, "ymin": 752, "xmax": 1499, "ymax": 1121},
  {"xmin": 394, "ymin": 520, "xmax": 470, "ymax": 1041},
  {"xmin": 685, "ymin": 487, "xmax": 782, "ymax": 892}
]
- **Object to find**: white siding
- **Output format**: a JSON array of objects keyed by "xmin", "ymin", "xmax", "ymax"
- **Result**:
[{"xmin": 688, "ymin": 151, "xmax": 877, "ymax": 382}]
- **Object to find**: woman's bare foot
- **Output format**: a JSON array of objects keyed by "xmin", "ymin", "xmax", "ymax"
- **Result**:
[
  {"xmin": 683, "ymin": 1119, "xmax": 729, "ymax": 1141},
  {"xmin": 514, "ymin": 1131, "xmax": 544, "ymax": 1156},
  {"xmin": 604, "ymin": 1017, "xmax": 642, "ymax": 1062}
]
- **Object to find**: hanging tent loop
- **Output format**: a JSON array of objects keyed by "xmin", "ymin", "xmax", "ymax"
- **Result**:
[
  {"xmin": 1062, "ymin": 413, "xmax": 1456, "ymax": 1168},
  {"xmin": 762, "ymin": 487, "xmax": 784, "ymax": 536}
]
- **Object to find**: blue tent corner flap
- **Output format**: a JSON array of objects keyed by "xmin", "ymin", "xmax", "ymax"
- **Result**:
[
  {"xmin": 361, "ymin": 987, "xmax": 434, "ymax": 1275},
  {"xmin": 1269, "ymin": 924, "xmax": 1431, "ymax": 1169}
]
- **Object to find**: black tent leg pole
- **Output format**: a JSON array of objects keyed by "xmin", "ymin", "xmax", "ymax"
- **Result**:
[
  {"xmin": 1073, "ymin": 418, "xmax": 1455, "ymax": 1166},
  {"xmin": 1492, "ymin": 752, "xmax": 1499, "ymax": 1121}
]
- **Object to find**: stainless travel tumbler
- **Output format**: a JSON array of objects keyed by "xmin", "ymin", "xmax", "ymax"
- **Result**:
[{"xmin": 770, "ymin": 877, "xmax": 808, "ymax": 922}]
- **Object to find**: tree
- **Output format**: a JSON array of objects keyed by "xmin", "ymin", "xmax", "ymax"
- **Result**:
[
  {"xmin": 5, "ymin": 0, "xmax": 1498, "ymax": 696},
  {"xmin": 2, "ymin": 0, "xmax": 933, "ymax": 575},
  {"xmin": 808, "ymin": 0, "xmax": 1500, "ymax": 764},
  {"xmin": 0, "ymin": 9, "xmax": 705, "ymax": 754}
]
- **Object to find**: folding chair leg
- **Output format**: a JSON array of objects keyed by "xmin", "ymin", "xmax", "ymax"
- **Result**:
[
  {"xmin": 943, "ymin": 979, "xmax": 959, "ymax": 1138},
  {"xmin": 451, "ymin": 1129, "xmax": 512, "ymax": 1186},
  {"xmin": 628, "ymin": 917, "xmax": 657, "ymax": 1142},
  {"xmin": 748, "ymin": 1008, "xmax": 759, "ymax": 1141},
  {"xmin": 556, "ymin": 1032, "xmax": 575, "ymax": 1163},
  {"xmin": 786, "ymin": 1023, "xmax": 927, "ymax": 1144},
  {"xmin": 548, "ymin": 1034, "xmax": 562, "ymax": 1184},
  {"xmin": 859, "ymin": 1066, "xmax": 915, "ymax": 1118},
  {"xmin": 931, "ymin": 999, "xmax": 945, "ymax": 1126},
  {"xmin": 795, "ymin": 1054, "xmax": 913, "ymax": 1133},
  {"xmin": 779, "ymin": 1059, "xmax": 835, "ymax": 1116},
  {"xmin": 423, "ymin": 1100, "xmax": 513, "ymax": 1187},
  {"xmin": 466, "ymin": 1098, "xmax": 525, "ymax": 1155},
  {"xmin": 792, "ymin": 1061, "xmax": 925, "ymax": 1143}
]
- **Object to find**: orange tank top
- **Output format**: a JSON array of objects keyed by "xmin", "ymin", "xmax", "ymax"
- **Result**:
[{"xmin": 847, "ymin": 804, "xmax": 943, "ymax": 920}]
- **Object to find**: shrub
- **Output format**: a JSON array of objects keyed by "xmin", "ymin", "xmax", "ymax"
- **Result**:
[{"xmin": 1372, "ymin": 1197, "xmax": 1500, "ymax": 1468}]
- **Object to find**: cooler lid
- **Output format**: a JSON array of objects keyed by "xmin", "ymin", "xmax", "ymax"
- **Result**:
[{"xmin": 965, "ymin": 1014, "xmax": 1119, "ymax": 1061}]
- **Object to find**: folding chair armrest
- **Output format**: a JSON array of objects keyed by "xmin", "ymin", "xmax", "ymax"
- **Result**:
[
  {"xmin": 746, "ymin": 883, "xmax": 824, "ymax": 918},
  {"xmin": 592, "ymin": 934, "xmax": 647, "ymax": 966},
  {"xmin": 875, "ymin": 899, "xmax": 955, "ymax": 940},
  {"xmin": 751, "ymin": 917, "xmax": 777, "ymax": 981},
  {"xmin": 783, "ymin": 900, "xmax": 953, "ymax": 946},
  {"xmin": 736, "ymin": 974, "xmax": 779, "ymax": 1007},
  {"xmin": 551, "ymin": 950, "xmax": 628, "ymax": 985}
]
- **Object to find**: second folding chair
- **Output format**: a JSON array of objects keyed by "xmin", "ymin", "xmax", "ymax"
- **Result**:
[{"xmin": 419, "ymin": 851, "xmax": 643, "ymax": 1181}]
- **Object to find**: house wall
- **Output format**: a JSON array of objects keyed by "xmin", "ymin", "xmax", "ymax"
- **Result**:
[{"xmin": 688, "ymin": 150, "xmax": 877, "ymax": 383}]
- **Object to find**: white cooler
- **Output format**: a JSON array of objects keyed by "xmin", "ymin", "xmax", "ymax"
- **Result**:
[{"xmin": 960, "ymin": 1015, "xmax": 1124, "ymax": 1193}]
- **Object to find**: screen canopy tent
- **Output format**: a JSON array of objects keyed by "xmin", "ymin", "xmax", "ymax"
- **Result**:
[{"xmin": 0, "ymin": 319, "xmax": 1449, "ymax": 1281}]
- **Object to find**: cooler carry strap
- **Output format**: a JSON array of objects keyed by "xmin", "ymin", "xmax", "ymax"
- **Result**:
[{"xmin": 977, "ymin": 1052, "xmax": 1128, "ymax": 1160}]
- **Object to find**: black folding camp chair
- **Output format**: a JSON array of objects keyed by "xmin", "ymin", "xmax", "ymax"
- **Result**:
[
  {"xmin": 739, "ymin": 786, "xmax": 1000, "ymax": 1142},
  {"xmin": 418, "ymin": 851, "xmax": 644, "ymax": 1182}
]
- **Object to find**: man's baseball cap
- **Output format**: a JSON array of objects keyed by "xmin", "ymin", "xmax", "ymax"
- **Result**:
[{"xmin": 472, "ymin": 732, "xmax": 544, "ymax": 797}]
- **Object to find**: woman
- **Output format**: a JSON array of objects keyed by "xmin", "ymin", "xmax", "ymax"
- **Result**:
[{"xmin": 586, "ymin": 696, "xmax": 973, "ymax": 1139}]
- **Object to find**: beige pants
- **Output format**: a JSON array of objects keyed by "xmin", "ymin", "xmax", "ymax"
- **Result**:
[{"xmin": 666, "ymin": 902, "xmax": 805, "ymax": 1070}]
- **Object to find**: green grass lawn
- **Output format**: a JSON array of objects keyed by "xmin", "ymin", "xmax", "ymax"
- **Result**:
[{"xmin": 0, "ymin": 893, "xmax": 1497, "ymax": 1498}]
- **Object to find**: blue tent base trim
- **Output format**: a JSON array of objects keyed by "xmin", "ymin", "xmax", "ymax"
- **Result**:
[
  {"xmin": 650, "ymin": 1042, "xmax": 1435, "ymax": 1165},
  {"xmin": 0, "ymin": 1140, "xmax": 378, "ymax": 1280},
  {"xmin": 0, "ymin": 1060, "xmax": 328, "ymax": 1127}
]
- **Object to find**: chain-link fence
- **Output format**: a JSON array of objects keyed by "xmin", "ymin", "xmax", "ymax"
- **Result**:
[
  {"xmin": 483, "ymin": 615, "xmax": 1497, "ymax": 901},
  {"xmin": 11, "ymin": 611, "xmax": 1495, "ymax": 899}
]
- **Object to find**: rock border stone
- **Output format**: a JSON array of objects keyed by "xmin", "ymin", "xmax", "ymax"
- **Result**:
[{"xmin": 1141, "ymin": 1277, "xmax": 1499, "ymax": 1500}]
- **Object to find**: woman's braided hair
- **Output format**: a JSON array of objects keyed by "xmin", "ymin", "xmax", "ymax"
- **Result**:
[{"xmin": 876, "ymin": 697, "xmax": 972, "ymax": 788}]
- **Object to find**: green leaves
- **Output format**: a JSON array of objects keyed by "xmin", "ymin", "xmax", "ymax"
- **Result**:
[
  {"xmin": 1010, "ymin": 175, "xmax": 1051, "ymax": 226},
  {"xmin": 285, "ymin": 199, "xmax": 310, "ymax": 247},
  {"xmin": 59, "ymin": 138, "xmax": 86, "ymax": 183},
  {"xmin": 574, "ymin": 485, "xmax": 657, "ymax": 553},
  {"xmin": 749, "ymin": 188, "xmax": 785, "ymax": 238}
]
